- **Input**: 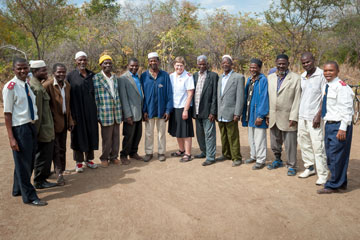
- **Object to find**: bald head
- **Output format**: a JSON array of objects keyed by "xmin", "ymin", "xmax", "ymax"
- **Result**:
[{"xmin": 301, "ymin": 52, "xmax": 314, "ymax": 60}]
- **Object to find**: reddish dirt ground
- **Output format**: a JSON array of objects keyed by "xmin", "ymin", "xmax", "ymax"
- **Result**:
[{"xmin": 0, "ymin": 113, "xmax": 359, "ymax": 240}]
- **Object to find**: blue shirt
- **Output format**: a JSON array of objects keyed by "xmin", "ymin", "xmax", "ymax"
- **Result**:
[
  {"xmin": 130, "ymin": 72, "xmax": 142, "ymax": 98},
  {"xmin": 241, "ymin": 73, "xmax": 269, "ymax": 129},
  {"xmin": 277, "ymin": 70, "xmax": 288, "ymax": 92},
  {"xmin": 140, "ymin": 70, "xmax": 173, "ymax": 119}
]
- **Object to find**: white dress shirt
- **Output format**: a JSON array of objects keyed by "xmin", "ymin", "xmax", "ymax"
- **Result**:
[
  {"xmin": 170, "ymin": 70, "xmax": 195, "ymax": 108},
  {"xmin": 2, "ymin": 76, "xmax": 38, "ymax": 126},
  {"xmin": 323, "ymin": 77, "xmax": 354, "ymax": 131},
  {"xmin": 101, "ymin": 70, "xmax": 115, "ymax": 97},
  {"xmin": 53, "ymin": 78, "xmax": 66, "ymax": 114},
  {"xmin": 299, "ymin": 67, "xmax": 326, "ymax": 120}
]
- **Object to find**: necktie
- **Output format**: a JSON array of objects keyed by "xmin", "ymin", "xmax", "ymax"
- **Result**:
[
  {"xmin": 321, "ymin": 84, "xmax": 329, "ymax": 118},
  {"xmin": 25, "ymin": 83, "xmax": 35, "ymax": 120}
]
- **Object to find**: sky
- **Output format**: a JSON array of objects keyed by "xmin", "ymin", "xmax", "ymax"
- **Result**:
[{"xmin": 69, "ymin": 0, "xmax": 273, "ymax": 16}]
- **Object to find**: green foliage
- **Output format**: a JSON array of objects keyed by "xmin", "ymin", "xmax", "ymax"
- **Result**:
[{"xmin": 84, "ymin": 0, "xmax": 120, "ymax": 17}]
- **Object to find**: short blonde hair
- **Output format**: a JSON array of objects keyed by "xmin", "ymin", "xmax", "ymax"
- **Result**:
[{"xmin": 173, "ymin": 56, "xmax": 186, "ymax": 66}]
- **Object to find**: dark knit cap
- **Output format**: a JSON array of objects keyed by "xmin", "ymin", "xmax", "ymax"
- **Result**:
[{"xmin": 250, "ymin": 58, "xmax": 263, "ymax": 68}]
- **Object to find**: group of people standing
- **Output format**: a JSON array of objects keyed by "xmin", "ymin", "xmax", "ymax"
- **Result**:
[{"xmin": 3, "ymin": 50, "xmax": 354, "ymax": 207}]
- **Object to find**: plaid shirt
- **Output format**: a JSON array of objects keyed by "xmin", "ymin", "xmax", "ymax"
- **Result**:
[
  {"xmin": 195, "ymin": 71, "xmax": 207, "ymax": 114},
  {"xmin": 93, "ymin": 72, "xmax": 122, "ymax": 126}
]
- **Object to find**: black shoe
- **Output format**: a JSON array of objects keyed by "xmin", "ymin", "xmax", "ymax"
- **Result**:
[
  {"xmin": 27, "ymin": 199, "xmax": 48, "ymax": 206},
  {"xmin": 35, "ymin": 181, "xmax": 57, "ymax": 189},
  {"xmin": 202, "ymin": 160, "xmax": 215, "ymax": 166},
  {"xmin": 215, "ymin": 156, "xmax": 229, "ymax": 162},
  {"xmin": 194, "ymin": 153, "xmax": 206, "ymax": 159}
]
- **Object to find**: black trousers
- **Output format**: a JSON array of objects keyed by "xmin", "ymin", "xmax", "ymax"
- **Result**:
[
  {"xmin": 53, "ymin": 128, "xmax": 67, "ymax": 175},
  {"xmin": 73, "ymin": 150, "xmax": 94, "ymax": 163},
  {"xmin": 34, "ymin": 140, "xmax": 54, "ymax": 184},
  {"xmin": 120, "ymin": 120, "xmax": 142, "ymax": 157},
  {"xmin": 12, "ymin": 123, "xmax": 39, "ymax": 203}
]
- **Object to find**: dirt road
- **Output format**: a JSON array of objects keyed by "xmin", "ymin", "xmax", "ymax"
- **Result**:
[{"xmin": 0, "ymin": 115, "xmax": 359, "ymax": 240}]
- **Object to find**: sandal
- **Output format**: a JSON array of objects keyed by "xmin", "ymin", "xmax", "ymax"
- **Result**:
[
  {"xmin": 171, "ymin": 150, "xmax": 185, "ymax": 157},
  {"xmin": 180, "ymin": 154, "xmax": 193, "ymax": 162},
  {"xmin": 287, "ymin": 167, "xmax": 297, "ymax": 176},
  {"xmin": 267, "ymin": 160, "xmax": 283, "ymax": 170}
]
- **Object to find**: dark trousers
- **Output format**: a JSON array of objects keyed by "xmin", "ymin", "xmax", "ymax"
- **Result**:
[
  {"xmin": 12, "ymin": 123, "xmax": 39, "ymax": 203},
  {"xmin": 100, "ymin": 123, "xmax": 120, "ymax": 161},
  {"xmin": 53, "ymin": 128, "xmax": 67, "ymax": 175},
  {"xmin": 121, "ymin": 120, "xmax": 142, "ymax": 157},
  {"xmin": 196, "ymin": 118, "xmax": 216, "ymax": 161},
  {"xmin": 73, "ymin": 150, "xmax": 94, "ymax": 163},
  {"xmin": 218, "ymin": 121, "xmax": 242, "ymax": 161},
  {"xmin": 324, "ymin": 122, "xmax": 353, "ymax": 189},
  {"xmin": 34, "ymin": 140, "xmax": 54, "ymax": 184},
  {"xmin": 270, "ymin": 124, "xmax": 297, "ymax": 168}
]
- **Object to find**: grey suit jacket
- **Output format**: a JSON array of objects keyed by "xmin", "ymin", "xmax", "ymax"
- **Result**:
[
  {"xmin": 217, "ymin": 71, "xmax": 245, "ymax": 121},
  {"xmin": 118, "ymin": 71, "xmax": 143, "ymax": 122}
]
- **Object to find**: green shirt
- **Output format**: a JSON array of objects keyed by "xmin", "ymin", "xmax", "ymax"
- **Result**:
[{"xmin": 30, "ymin": 77, "xmax": 55, "ymax": 142}]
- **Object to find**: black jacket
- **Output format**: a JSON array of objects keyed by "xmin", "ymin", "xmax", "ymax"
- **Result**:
[{"xmin": 192, "ymin": 70, "xmax": 219, "ymax": 119}]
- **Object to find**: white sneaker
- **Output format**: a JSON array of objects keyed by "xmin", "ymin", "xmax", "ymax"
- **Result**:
[
  {"xmin": 298, "ymin": 168, "xmax": 316, "ymax": 178},
  {"xmin": 86, "ymin": 161, "xmax": 98, "ymax": 169},
  {"xmin": 316, "ymin": 178, "xmax": 327, "ymax": 185},
  {"xmin": 75, "ymin": 163, "xmax": 84, "ymax": 173}
]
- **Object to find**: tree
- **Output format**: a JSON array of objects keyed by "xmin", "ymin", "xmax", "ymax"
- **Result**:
[
  {"xmin": 264, "ymin": 0, "xmax": 345, "ymax": 64},
  {"xmin": 0, "ymin": 0, "xmax": 75, "ymax": 59},
  {"xmin": 84, "ymin": 0, "xmax": 120, "ymax": 18}
]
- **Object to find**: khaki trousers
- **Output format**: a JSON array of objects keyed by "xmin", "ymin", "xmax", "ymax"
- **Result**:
[
  {"xmin": 248, "ymin": 127, "xmax": 267, "ymax": 164},
  {"xmin": 298, "ymin": 119, "xmax": 329, "ymax": 181},
  {"xmin": 145, "ymin": 118, "xmax": 166, "ymax": 155}
]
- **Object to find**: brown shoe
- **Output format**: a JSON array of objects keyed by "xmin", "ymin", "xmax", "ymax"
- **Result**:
[
  {"xmin": 129, "ymin": 153, "xmax": 144, "ymax": 161},
  {"xmin": 101, "ymin": 161, "xmax": 109, "ymax": 168},
  {"xmin": 317, "ymin": 188, "xmax": 339, "ymax": 194},
  {"xmin": 121, "ymin": 157, "xmax": 131, "ymax": 165},
  {"xmin": 111, "ymin": 159, "xmax": 121, "ymax": 165}
]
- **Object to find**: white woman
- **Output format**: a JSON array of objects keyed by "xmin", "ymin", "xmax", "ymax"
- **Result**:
[{"xmin": 169, "ymin": 56, "xmax": 195, "ymax": 162}]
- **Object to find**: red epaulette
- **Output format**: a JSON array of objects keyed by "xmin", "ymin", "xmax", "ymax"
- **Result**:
[
  {"xmin": 187, "ymin": 72, "xmax": 192, "ymax": 76},
  {"xmin": 339, "ymin": 80, "xmax": 346, "ymax": 86},
  {"xmin": 7, "ymin": 82, "xmax": 16, "ymax": 90}
]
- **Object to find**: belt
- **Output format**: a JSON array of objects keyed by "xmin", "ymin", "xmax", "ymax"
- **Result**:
[{"xmin": 326, "ymin": 121, "xmax": 340, "ymax": 124}]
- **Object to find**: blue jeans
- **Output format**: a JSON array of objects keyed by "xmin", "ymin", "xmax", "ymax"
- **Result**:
[{"xmin": 195, "ymin": 118, "xmax": 216, "ymax": 161}]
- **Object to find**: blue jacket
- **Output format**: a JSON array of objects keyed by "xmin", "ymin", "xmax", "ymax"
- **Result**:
[
  {"xmin": 141, "ymin": 70, "xmax": 173, "ymax": 119},
  {"xmin": 242, "ymin": 73, "xmax": 269, "ymax": 129}
]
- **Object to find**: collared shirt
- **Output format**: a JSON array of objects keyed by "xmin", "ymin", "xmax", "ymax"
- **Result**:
[
  {"xmin": 30, "ymin": 77, "xmax": 55, "ymax": 142},
  {"xmin": 53, "ymin": 77, "xmax": 66, "ymax": 114},
  {"xmin": 195, "ymin": 71, "xmax": 207, "ymax": 114},
  {"xmin": 221, "ymin": 70, "xmax": 233, "ymax": 96},
  {"xmin": 130, "ymin": 71, "xmax": 142, "ymax": 98},
  {"xmin": 323, "ymin": 77, "xmax": 354, "ymax": 131},
  {"xmin": 277, "ymin": 70, "xmax": 289, "ymax": 92},
  {"xmin": 3, "ymin": 76, "xmax": 38, "ymax": 126},
  {"xmin": 170, "ymin": 70, "xmax": 195, "ymax": 108},
  {"xmin": 101, "ymin": 70, "xmax": 115, "ymax": 97},
  {"xmin": 219, "ymin": 70, "xmax": 233, "ymax": 122},
  {"xmin": 141, "ymin": 70, "xmax": 173, "ymax": 118},
  {"xmin": 299, "ymin": 67, "xmax": 326, "ymax": 121}
]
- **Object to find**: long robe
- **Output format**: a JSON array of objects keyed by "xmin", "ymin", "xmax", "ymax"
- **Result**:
[{"xmin": 67, "ymin": 69, "xmax": 99, "ymax": 152}]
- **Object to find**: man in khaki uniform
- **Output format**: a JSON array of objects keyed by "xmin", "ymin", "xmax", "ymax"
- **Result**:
[{"xmin": 266, "ymin": 54, "xmax": 301, "ymax": 176}]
